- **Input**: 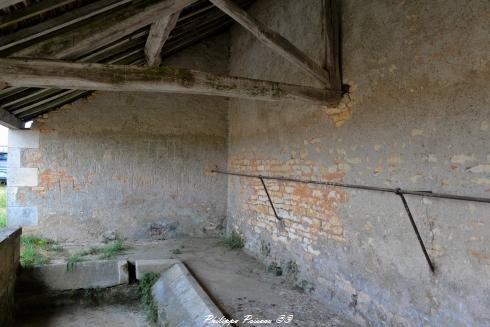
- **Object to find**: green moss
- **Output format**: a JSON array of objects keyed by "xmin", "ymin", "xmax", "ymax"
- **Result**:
[{"xmin": 138, "ymin": 272, "xmax": 160, "ymax": 324}]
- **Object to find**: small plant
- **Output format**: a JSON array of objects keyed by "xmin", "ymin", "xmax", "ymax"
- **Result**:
[
  {"xmin": 218, "ymin": 230, "xmax": 244, "ymax": 250},
  {"xmin": 98, "ymin": 239, "xmax": 126, "ymax": 259},
  {"xmin": 0, "ymin": 186, "xmax": 6, "ymax": 228},
  {"xmin": 20, "ymin": 243, "xmax": 49, "ymax": 267},
  {"xmin": 66, "ymin": 252, "xmax": 86, "ymax": 271},
  {"xmin": 171, "ymin": 248, "xmax": 182, "ymax": 255},
  {"xmin": 267, "ymin": 262, "xmax": 283, "ymax": 276},
  {"xmin": 20, "ymin": 235, "xmax": 61, "ymax": 268},
  {"xmin": 138, "ymin": 272, "xmax": 160, "ymax": 324},
  {"xmin": 293, "ymin": 279, "xmax": 315, "ymax": 293}
]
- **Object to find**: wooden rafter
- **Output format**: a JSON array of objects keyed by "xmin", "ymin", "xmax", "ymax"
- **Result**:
[
  {"xmin": 3, "ymin": 0, "xmax": 198, "ymax": 59},
  {"xmin": 0, "ymin": 0, "xmax": 133, "ymax": 54},
  {"xmin": 0, "ymin": 58, "xmax": 341, "ymax": 105},
  {"xmin": 0, "ymin": 0, "xmax": 23, "ymax": 10},
  {"xmin": 0, "ymin": 0, "xmax": 76, "ymax": 29},
  {"xmin": 209, "ymin": 0, "xmax": 331, "ymax": 87},
  {"xmin": 145, "ymin": 11, "xmax": 181, "ymax": 66},
  {"xmin": 323, "ymin": 0, "xmax": 341, "ymax": 90},
  {"xmin": 0, "ymin": 106, "xmax": 23, "ymax": 129}
]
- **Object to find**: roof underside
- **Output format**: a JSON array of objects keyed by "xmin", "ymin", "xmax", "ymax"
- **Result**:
[{"xmin": 0, "ymin": 0, "xmax": 254, "ymax": 122}]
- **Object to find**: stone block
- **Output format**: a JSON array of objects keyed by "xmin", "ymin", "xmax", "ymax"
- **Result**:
[
  {"xmin": 151, "ymin": 263, "xmax": 224, "ymax": 327},
  {"xmin": 7, "ymin": 148, "xmax": 20, "ymax": 168},
  {"xmin": 17, "ymin": 260, "xmax": 129, "ymax": 291},
  {"xmin": 7, "ymin": 207, "xmax": 38, "ymax": 226},
  {"xmin": 8, "ymin": 129, "xmax": 39, "ymax": 149},
  {"xmin": 8, "ymin": 167, "xmax": 38, "ymax": 187}
]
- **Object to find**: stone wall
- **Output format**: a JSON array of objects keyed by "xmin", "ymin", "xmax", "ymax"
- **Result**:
[
  {"xmin": 7, "ymin": 34, "xmax": 230, "ymax": 242},
  {"xmin": 0, "ymin": 227, "xmax": 21, "ymax": 326},
  {"xmin": 227, "ymin": 0, "xmax": 490, "ymax": 325}
]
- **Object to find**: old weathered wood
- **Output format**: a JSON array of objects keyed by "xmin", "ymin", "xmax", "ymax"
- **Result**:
[
  {"xmin": 0, "ymin": 81, "xmax": 7, "ymax": 90},
  {"xmin": 209, "ymin": 0, "xmax": 330, "ymax": 86},
  {"xmin": 0, "ymin": 106, "xmax": 23, "ymax": 129},
  {"xmin": 323, "ymin": 0, "xmax": 342, "ymax": 90},
  {"xmin": 0, "ymin": 0, "xmax": 76, "ymax": 29},
  {"xmin": 0, "ymin": 0, "xmax": 133, "ymax": 53},
  {"xmin": 0, "ymin": 0, "xmax": 23, "ymax": 10},
  {"xmin": 0, "ymin": 59, "xmax": 341, "ymax": 105},
  {"xmin": 145, "ymin": 11, "xmax": 181, "ymax": 66},
  {"xmin": 52, "ymin": 0, "xmax": 197, "ymax": 60}
]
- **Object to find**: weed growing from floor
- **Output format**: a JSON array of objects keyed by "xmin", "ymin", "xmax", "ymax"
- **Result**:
[
  {"xmin": 0, "ymin": 186, "xmax": 6, "ymax": 228},
  {"xmin": 98, "ymin": 239, "xmax": 126, "ymax": 259},
  {"xmin": 66, "ymin": 239, "xmax": 127, "ymax": 271},
  {"xmin": 66, "ymin": 252, "xmax": 86, "ymax": 271},
  {"xmin": 138, "ymin": 272, "xmax": 160, "ymax": 324},
  {"xmin": 218, "ymin": 230, "xmax": 245, "ymax": 250},
  {"xmin": 20, "ymin": 235, "xmax": 63, "ymax": 268}
]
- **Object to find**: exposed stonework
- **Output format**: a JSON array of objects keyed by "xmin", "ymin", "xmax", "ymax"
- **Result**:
[
  {"xmin": 9, "ymin": 34, "xmax": 230, "ymax": 242},
  {"xmin": 228, "ymin": 0, "xmax": 490, "ymax": 326}
]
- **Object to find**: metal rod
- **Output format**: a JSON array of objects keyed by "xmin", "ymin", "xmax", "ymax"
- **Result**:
[
  {"xmin": 259, "ymin": 176, "xmax": 282, "ymax": 221},
  {"xmin": 212, "ymin": 170, "xmax": 490, "ymax": 204},
  {"xmin": 396, "ymin": 189, "xmax": 435, "ymax": 273}
]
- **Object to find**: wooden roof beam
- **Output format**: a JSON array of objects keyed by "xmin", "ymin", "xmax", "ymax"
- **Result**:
[
  {"xmin": 145, "ymin": 11, "xmax": 181, "ymax": 66},
  {"xmin": 0, "ymin": 0, "xmax": 77, "ymax": 29},
  {"xmin": 0, "ymin": 106, "xmax": 23, "ymax": 129},
  {"xmin": 0, "ymin": 0, "xmax": 23, "ymax": 10},
  {"xmin": 0, "ymin": 58, "xmax": 341, "ymax": 105},
  {"xmin": 209, "ymin": 0, "xmax": 331, "ymax": 87}
]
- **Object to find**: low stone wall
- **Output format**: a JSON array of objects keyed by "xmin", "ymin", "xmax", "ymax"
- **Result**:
[{"xmin": 0, "ymin": 227, "xmax": 21, "ymax": 327}]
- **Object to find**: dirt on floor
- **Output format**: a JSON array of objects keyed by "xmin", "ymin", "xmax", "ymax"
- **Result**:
[{"xmin": 53, "ymin": 237, "xmax": 356, "ymax": 327}]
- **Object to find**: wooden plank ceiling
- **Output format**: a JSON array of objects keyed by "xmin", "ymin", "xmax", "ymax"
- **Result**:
[{"xmin": 0, "ymin": 0, "xmax": 255, "ymax": 123}]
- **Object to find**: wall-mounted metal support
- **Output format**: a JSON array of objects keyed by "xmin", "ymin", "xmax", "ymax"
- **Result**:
[
  {"xmin": 212, "ymin": 169, "xmax": 490, "ymax": 274},
  {"xmin": 259, "ymin": 176, "xmax": 283, "ymax": 221},
  {"xmin": 396, "ymin": 189, "xmax": 435, "ymax": 273}
]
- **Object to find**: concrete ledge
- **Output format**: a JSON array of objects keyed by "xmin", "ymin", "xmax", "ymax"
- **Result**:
[
  {"xmin": 18, "ymin": 260, "xmax": 129, "ymax": 291},
  {"xmin": 135, "ymin": 259, "xmax": 180, "ymax": 280},
  {"xmin": 152, "ymin": 263, "xmax": 224, "ymax": 327}
]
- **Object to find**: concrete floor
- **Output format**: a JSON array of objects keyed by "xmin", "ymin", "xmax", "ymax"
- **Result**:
[
  {"xmin": 16, "ymin": 304, "xmax": 148, "ymax": 327},
  {"xmin": 56, "ymin": 238, "xmax": 357, "ymax": 327}
]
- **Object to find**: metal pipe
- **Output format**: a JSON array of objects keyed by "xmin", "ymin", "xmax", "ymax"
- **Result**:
[{"xmin": 211, "ymin": 170, "xmax": 490, "ymax": 204}]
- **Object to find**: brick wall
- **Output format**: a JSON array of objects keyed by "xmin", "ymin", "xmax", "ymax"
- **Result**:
[
  {"xmin": 7, "ymin": 34, "xmax": 230, "ymax": 242},
  {"xmin": 228, "ymin": 0, "xmax": 490, "ymax": 325}
]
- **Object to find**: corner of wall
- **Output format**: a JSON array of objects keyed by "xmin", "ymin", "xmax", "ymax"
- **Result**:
[{"xmin": 7, "ymin": 129, "xmax": 39, "ymax": 227}]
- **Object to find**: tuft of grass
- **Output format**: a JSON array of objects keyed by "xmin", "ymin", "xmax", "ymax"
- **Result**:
[
  {"xmin": 66, "ymin": 252, "xmax": 86, "ymax": 271},
  {"xmin": 20, "ymin": 244, "xmax": 50, "ymax": 267},
  {"xmin": 138, "ymin": 272, "xmax": 160, "ymax": 324},
  {"xmin": 0, "ymin": 186, "xmax": 6, "ymax": 228},
  {"xmin": 98, "ymin": 239, "xmax": 126, "ymax": 259},
  {"xmin": 20, "ymin": 235, "xmax": 62, "ymax": 268},
  {"xmin": 68, "ymin": 239, "xmax": 127, "ymax": 270},
  {"xmin": 218, "ymin": 230, "xmax": 245, "ymax": 250}
]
